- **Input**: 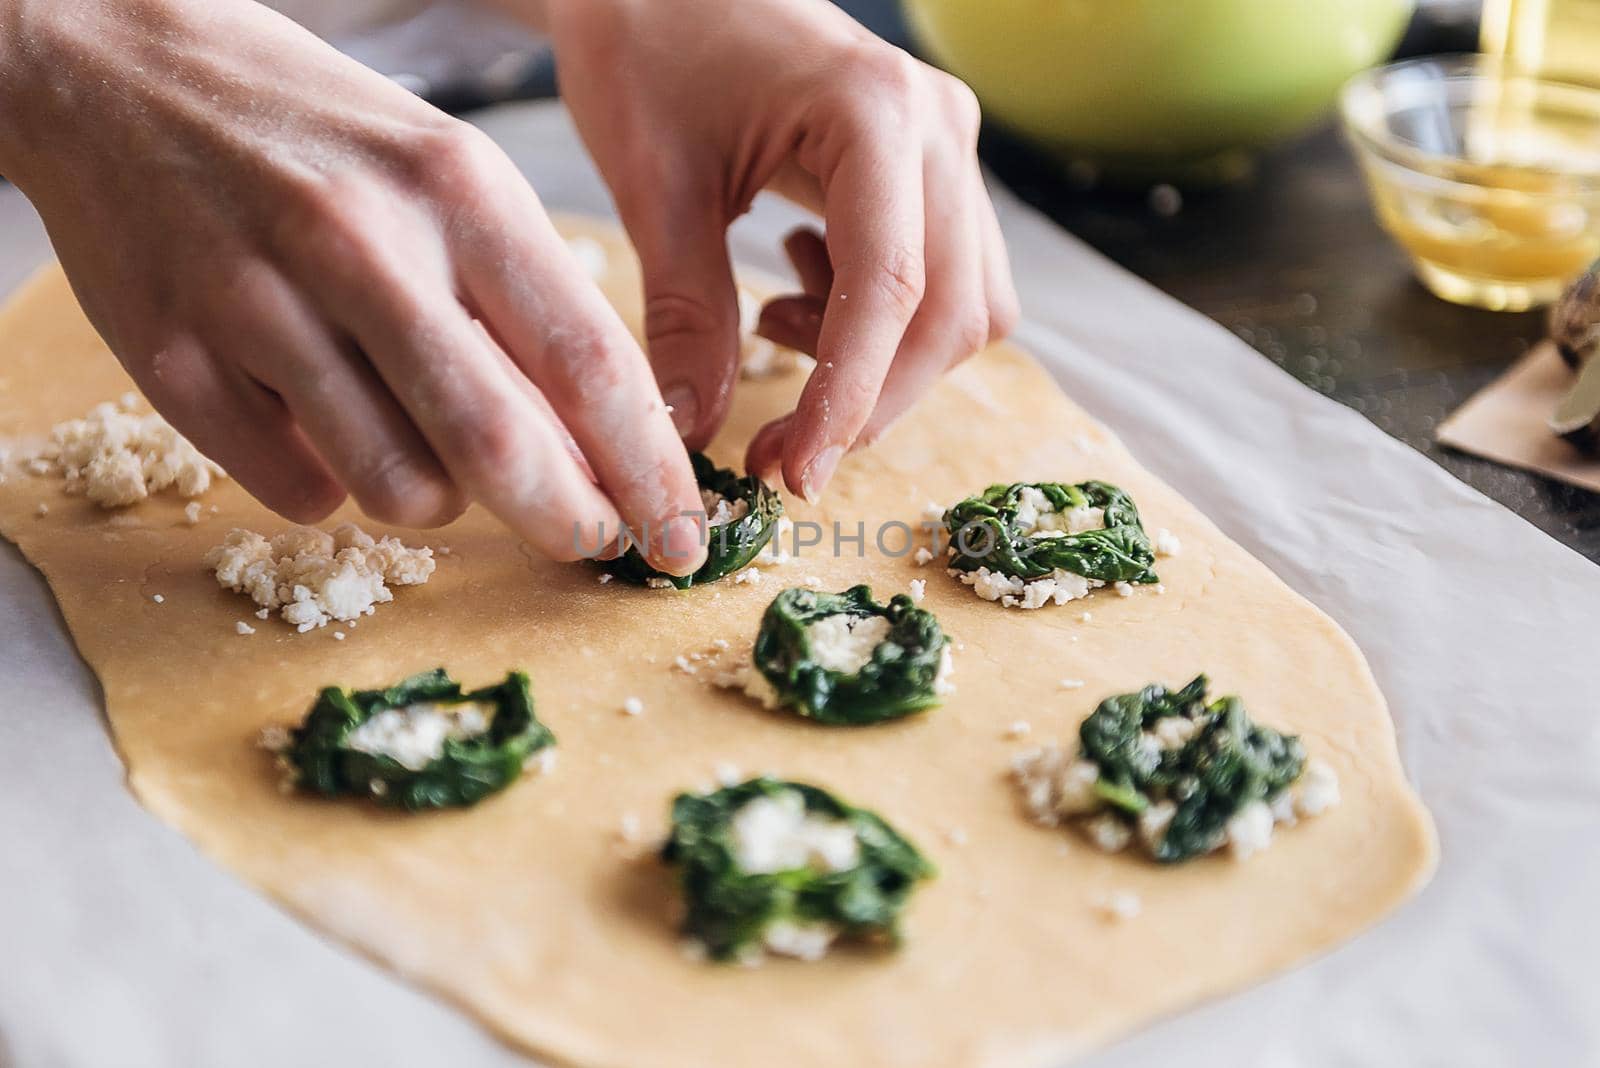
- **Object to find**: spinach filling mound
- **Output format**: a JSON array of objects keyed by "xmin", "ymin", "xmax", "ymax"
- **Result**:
[
  {"xmin": 744, "ymin": 585, "xmax": 953, "ymax": 725},
  {"xmin": 942, "ymin": 481, "xmax": 1158, "ymax": 608},
  {"xmin": 272, "ymin": 668, "xmax": 555, "ymax": 811},
  {"xmin": 606, "ymin": 452, "xmax": 783, "ymax": 589},
  {"xmin": 663, "ymin": 776, "xmax": 935, "ymax": 962},
  {"xmin": 1011, "ymin": 675, "xmax": 1341, "ymax": 863}
]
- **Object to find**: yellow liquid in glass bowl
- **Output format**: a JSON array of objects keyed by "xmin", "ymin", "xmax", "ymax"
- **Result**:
[{"xmin": 1344, "ymin": 58, "xmax": 1600, "ymax": 311}]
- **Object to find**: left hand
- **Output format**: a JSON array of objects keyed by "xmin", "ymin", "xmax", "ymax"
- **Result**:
[{"xmin": 542, "ymin": 0, "xmax": 1019, "ymax": 500}]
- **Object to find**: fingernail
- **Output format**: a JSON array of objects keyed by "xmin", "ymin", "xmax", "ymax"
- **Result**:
[
  {"xmin": 656, "ymin": 514, "xmax": 708, "ymax": 576},
  {"xmin": 800, "ymin": 445, "xmax": 844, "ymax": 504},
  {"xmin": 663, "ymin": 384, "xmax": 699, "ymax": 438}
]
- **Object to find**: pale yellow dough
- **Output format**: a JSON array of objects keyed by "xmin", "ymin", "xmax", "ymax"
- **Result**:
[{"xmin": 0, "ymin": 217, "xmax": 1435, "ymax": 1068}]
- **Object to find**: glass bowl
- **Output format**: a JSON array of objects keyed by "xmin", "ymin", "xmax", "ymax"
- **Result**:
[{"xmin": 1341, "ymin": 54, "xmax": 1600, "ymax": 311}]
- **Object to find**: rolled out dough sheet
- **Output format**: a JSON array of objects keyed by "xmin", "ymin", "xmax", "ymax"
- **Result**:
[{"xmin": 0, "ymin": 217, "xmax": 1434, "ymax": 1068}]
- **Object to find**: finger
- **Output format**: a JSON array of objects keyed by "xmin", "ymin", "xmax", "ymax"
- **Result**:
[
  {"xmin": 447, "ymin": 162, "xmax": 707, "ymax": 574},
  {"xmin": 744, "ymin": 411, "xmax": 794, "ymax": 485},
  {"xmin": 756, "ymin": 295, "xmax": 824, "ymax": 355},
  {"xmin": 784, "ymin": 227, "xmax": 834, "ymax": 299},
  {"xmin": 972, "ymin": 166, "xmax": 1021, "ymax": 345},
  {"xmin": 218, "ymin": 268, "xmax": 467, "ymax": 528},
  {"xmin": 138, "ymin": 333, "xmax": 346, "ymax": 522},
  {"xmin": 627, "ymin": 180, "xmax": 742, "ymax": 451},
  {"xmin": 295, "ymin": 246, "xmax": 629, "ymax": 565},
  {"xmin": 858, "ymin": 150, "xmax": 990, "ymax": 445},
  {"xmin": 783, "ymin": 137, "xmax": 926, "ymax": 501}
]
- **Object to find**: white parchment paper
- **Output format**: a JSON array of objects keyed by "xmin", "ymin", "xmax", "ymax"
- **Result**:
[{"xmin": 1, "ymin": 101, "xmax": 1596, "ymax": 1068}]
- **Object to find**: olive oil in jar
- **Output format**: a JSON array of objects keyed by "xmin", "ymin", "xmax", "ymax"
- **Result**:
[{"xmin": 1482, "ymin": 0, "xmax": 1600, "ymax": 87}]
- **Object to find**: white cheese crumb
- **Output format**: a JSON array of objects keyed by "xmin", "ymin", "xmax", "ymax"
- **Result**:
[
  {"xmin": 1294, "ymin": 758, "xmax": 1341, "ymax": 817},
  {"xmin": 1095, "ymin": 890, "xmax": 1142, "ymax": 921},
  {"xmin": 922, "ymin": 502, "xmax": 945, "ymax": 524},
  {"xmin": 803, "ymin": 575, "xmax": 822, "ymax": 588},
  {"xmin": 618, "ymin": 812, "xmax": 643, "ymax": 842},
  {"xmin": 234, "ymin": 621, "xmax": 256, "ymax": 636},
  {"xmin": 673, "ymin": 655, "xmax": 697, "ymax": 675},
  {"xmin": 1078, "ymin": 611, "xmax": 1093, "ymax": 623},
  {"xmin": 806, "ymin": 613, "xmax": 891, "ymax": 674},
  {"xmin": 255, "ymin": 607, "xmax": 270, "ymax": 620},
  {"xmin": 1083, "ymin": 812, "xmax": 1133, "ymax": 853},
  {"xmin": 622, "ymin": 697, "xmax": 644, "ymax": 717},
  {"xmin": 908, "ymin": 578, "xmax": 926, "ymax": 603},
  {"xmin": 346, "ymin": 700, "xmax": 491, "ymax": 771},
  {"xmin": 731, "ymin": 790, "xmax": 859, "ymax": 875},
  {"xmin": 732, "ymin": 567, "xmax": 763, "ymax": 585},
  {"xmin": 151, "ymin": 593, "xmax": 165, "ymax": 604},
  {"xmin": 761, "ymin": 919, "xmax": 840, "ymax": 962},
  {"xmin": 943, "ymin": 827, "xmax": 969, "ymax": 846},
  {"xmin": 598, "ymin": 572, "xmax": 614, "ymax": 585},
  {"xmin": 565, "ymin": 234, "xmax": 609, "ymax": 279},
  {"xmin": 204, "ymin": 523, "xmax": 436, "ymax": 632},
  {"xmin": 645, "ymin": 577, "xmax": 675, "ymax": 590},
  {"xmin": 332, "ymin": 631, "xmax": 346, "ymax": 641},
  {"xmin": 700, "ymin": 487, "xmax": 750, "ymax": 527},
  {"xmin": 530, "ymin": 748, "xmax": 558, "ymax": 775},
  {"xmin": 1012, "ymin": 746, "xmax": 1104, "ymax": 823},
  {"xmin": 912, "ymin": 546, "xmax": 934, "ymax": 566},
  {"xmin": 1005, "ymin": 720, "xmax": 1032, "ymax": 739},
  {"xmin": 958, "ymin": 565, "xmax": 1101, "ymax": 609},
  {"xmin": 183, "ymin": 501, "xmax": 202, "ymax": 525},
  {"xmin": 934, "ymin": 644, "xmax": 956, "ymax": 696},
  {"xmin": 25, "ymin": 400, "xmax": 225, "ymax": 508},
  {"xmin": 1060, "ymin": 678, "xmax": 1085, "ymax": 690},
  {"xmin": 1114, "ymin": 581, "xmax": 1135, "ymax": 598},
  {"xmin": 1225, "ymin": 801, "xmax": 1275, "ymax": 860},
  {"xmin": 713, "ymin": 762, "xmax": 743, "ymax": 787},
  {"xmin": 712, "ymin": 638, "xmax": 730, "ymax": 651},
  {"xmin": 1154, "ymin": 528, "xmax": 1182, "ymax": 557},
  {"xmin": 35, "ymin": 502, "xmax": 48, "ymax": 517}
]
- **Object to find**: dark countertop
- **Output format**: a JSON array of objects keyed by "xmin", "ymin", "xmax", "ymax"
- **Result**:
[{"xmin": 855, "ymin": 2, "xmax": 1600, "ymax": 563}]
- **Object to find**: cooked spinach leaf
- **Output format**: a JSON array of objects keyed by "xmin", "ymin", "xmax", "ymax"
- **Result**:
[
  {"xmin": 605, "ymin": 452, "xmax": 783, "ymax": 589},
  {"xmin": 750, "ymin": 585, "xmax": 950, "ymax": 725},
  {"xmin": 1078, "ymin": 675, "xmax": 1306, "ymax": 862},
  {"xmin": 943, "ymin": 480, "xmax": 1158, "ymax": 584},
  {"xmin": 663, "ymin": 776, "xmax": 935, "ymax": 962},
  {"xmin": 279, "ymin": 668, "xmax": 555, "ymax": 811}
]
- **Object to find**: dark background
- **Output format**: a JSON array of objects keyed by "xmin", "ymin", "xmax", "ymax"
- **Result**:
[{"xmin": 832, "ymin": 1, "xmax": 1599, "ymax": 564}]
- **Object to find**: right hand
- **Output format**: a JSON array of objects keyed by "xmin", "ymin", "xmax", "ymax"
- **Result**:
[{"xmin": 0, "ymin": 0, "xmax": 708, "ymax": 574}]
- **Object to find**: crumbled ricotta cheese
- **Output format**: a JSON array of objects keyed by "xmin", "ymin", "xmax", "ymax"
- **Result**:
[
  {"xmin": 565, "ymin": 234, "xmax": 609, "ymax": 279},
  {"xmin": 803, "ymin": 575, "xmax": 822, "ymax": 588},
  {"xmin": 183, "ymin": 501, "xmax": 202, "ymax": 525},
  {"xmin": 345, "ymin": 700, "xmax": 491, "ymax": 771},
  {"xmin": 1012, "ymin": 746, "xmax": 1104, "ymax": 824},
  {"xmin": 760, "ymin": 919, "xmax": 840, "ymax": 961},
  {"xmin": 933, "ymin": 644, "xmax": 956, "ymax": 696},
  {"xmin": 1083, "ymin": 812, "xmax": 1133, "ymax": 853},
  {"xmin": 204, "ymin": 522, "xmax": 436, "ymax": 632},
  {"xmin": 234, "ymin": 621, "xmax": 256, "ymax": 636},
  {"xmin": 1154, "ymin": 528, "xmax": 1182, "ymax": 557},
  {"xmin": 1011, "ymin": 486, "xmax": 1106, "ymax": 539},
  {"xmin": 597, "ymin": 572, "xmax": 614, "ymax": 585},
  {"xmin": 34, "ymin": 502, "xmax": 48, "ymax": 517},
  {"xmin": 958, "ymin": 565, "xmax": 1102, "ymax": 609},
  {"xmin": 730, "ymin": 790, "xmax": 860, "ymax": 875},
  {"xmin": 26, "ymin": 400, "xmax": 225, "ymax": 508},
  {"xmin": 732, "ymin": 568, "xmax": 763, "ymax": 585},
  {"xmin": 1225, "ymin": 801, "xmax": 1275, "ymax": 860},
  {"xmin": 151, "ymin": 594, "xmax": 165, "ymax": 604},
  {"xmin": 806, "ymin": 613, "xmax": 891, "ymax": 674},
  {"xmin": 332, "ymin": 631, "xmax": 346, "ymax": 641},
  {"xmin": 1114, "ymin": 581, "xmax": 1135, "ymax": 597},
  {"xmin": 912, "ymin": 546, "xmax": 934, "ymax": 566},
  {"xmin": 1095, "ymin": 890, "xmax": 1142, "ymax": 922},
  {"xmin": 1294, "ymin": 758, "xmax": 1341, "ymax": 817},
  {"xmin": 713, "ymin": 762, "xmax": 743, "ymax": 787},
  {"xmin": 1151, "ymin": 714, "xmax": 1204, "ymax": 750},
  {"xmin": 622, "ymin": 697, "xmax": 644, "ymax": 717},
  {"xmin": 1005, "ymin": 720, "xmax": 1032, "ymax": 739},
  {"xmin": 645, "ymin": 577, "xmax": 675, "ymax": 590},
  {"xmin": 700, "ymin": 487, "xmax": 750, "ymax": 527},
  {"xmin": 908, "ymin": 578, "xmax": 926, "ymax": 603},
  {"xmin": 1060, "ymin": 678, "xmax": 1085, "ymax": 690}
]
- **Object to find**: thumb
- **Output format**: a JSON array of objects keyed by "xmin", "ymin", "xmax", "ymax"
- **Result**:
[{"xmin": 627, "ymin": 195, "xmax": 740, "ymax": 452}]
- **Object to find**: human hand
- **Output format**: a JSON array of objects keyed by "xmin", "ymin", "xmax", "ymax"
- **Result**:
[
  {"xmin": 542, "ymin": 0, "xmax": 1019, "ymax": 500},
  {"xmin": 0, "ymin": 0, "xmax": 708, "ymax": 573}
]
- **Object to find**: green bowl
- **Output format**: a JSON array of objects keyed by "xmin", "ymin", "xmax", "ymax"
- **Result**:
[{"xmin": 903, "ymin": 0, "xmax": 1415, "ymax": 183}]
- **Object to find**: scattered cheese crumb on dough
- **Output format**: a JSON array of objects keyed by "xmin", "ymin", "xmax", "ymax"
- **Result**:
[
  {"xmin": 908, "ymin": 578, "xmax": 926, "ymax": 603},
  {"xmin": 183, "ymin": 501, "xmax": 202, "ymax": 525},
  {"xmin": 622, "ymin": 697, "xmax": 644, "ymax": 717},
  {"xmin": 1154, "ymin": 528, "xmax": 1182, "ymax": 557},
  {"xmin": 26, "ymin": 399, "xmax": 224, "ymax": 508},
  {"xmin": 1095, "ymin": 890, "xmax": 1142, "ymax": 921},
  {"xmin": 913, "ymin": 546, "xmax": 934, "ymax": 566},
  {"xmin": 235, "ymin": 621, "xmax": 256, "ymax": 636},
  {"xmin": 204, "ymin": 522, "xmax": 436, "ymax": 633}
]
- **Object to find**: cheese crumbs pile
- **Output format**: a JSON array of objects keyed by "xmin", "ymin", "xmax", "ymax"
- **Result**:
[
  {"xmin": 205, "ymin": 523, "xmax": 436, "ymax": 632},
  {"xmin": 25, "ymin": 395, "xmax": 224, "ymax": 508}
]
